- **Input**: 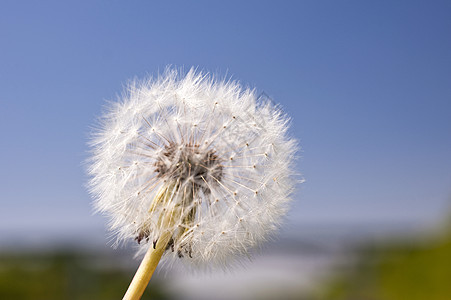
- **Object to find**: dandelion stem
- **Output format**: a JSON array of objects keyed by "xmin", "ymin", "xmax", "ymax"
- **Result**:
[
  {"xmin": 122, "ymin": 232, "xmax": 172, "ymax": 300},
  {"xmin": 123, "ymin": 183, "xmax": 180, "ymax": 300},
  {"xmin": 122, "ymin": 229, "xmax": 172, "ymax": 300}
]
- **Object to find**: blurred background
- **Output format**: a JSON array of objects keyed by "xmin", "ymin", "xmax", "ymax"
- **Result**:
[{"xmin": 1, "ymin": 1, "xmax": 450, "ymax": 299}]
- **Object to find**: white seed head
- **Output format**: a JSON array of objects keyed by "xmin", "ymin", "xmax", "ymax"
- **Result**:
[{"xmin": 88, "ymin": 68, "xmax": 298, "ymax": 268}]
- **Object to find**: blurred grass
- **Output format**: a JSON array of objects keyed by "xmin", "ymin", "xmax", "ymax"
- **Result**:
[
  {"xmin": 0, "ymin": 251, "xmax": 169, "ymax": 300},
  {"xmin": 320, "ymin": 226, "xmax": 451, "ymax": 300},
  {"xmin": 3, "ymin": 223, "xmax": 451, "ymax": 300}
]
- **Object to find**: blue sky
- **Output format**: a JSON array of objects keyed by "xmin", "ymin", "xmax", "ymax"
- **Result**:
[{"xmin": 1, "ymin": 1, "xmax": 450, "ymax": 242}]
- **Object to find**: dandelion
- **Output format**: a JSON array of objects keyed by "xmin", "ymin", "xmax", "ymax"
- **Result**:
[{"xmin": 88, "ymin": 68, "xmax": 298, "ymax": 299}]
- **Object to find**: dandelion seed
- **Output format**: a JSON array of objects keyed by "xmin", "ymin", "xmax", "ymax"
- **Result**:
[{"xmin": 87, "ymin": 68, "xmax": 299, "ymax": 299}]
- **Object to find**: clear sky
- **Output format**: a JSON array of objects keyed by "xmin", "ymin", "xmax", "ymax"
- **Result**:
[{"xmin": 1, "ymin": 1, "xmax": 450, "ymax": 242}]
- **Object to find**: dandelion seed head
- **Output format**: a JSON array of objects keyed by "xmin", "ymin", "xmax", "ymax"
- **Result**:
[{"xmin": 88, "ymin": 68, "xmax": 299, "ymax": 268}]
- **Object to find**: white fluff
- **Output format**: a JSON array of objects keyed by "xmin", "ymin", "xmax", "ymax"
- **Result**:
[{"xmin": 88, "ymin": 68, "xmax": 298, "ymax": 268}]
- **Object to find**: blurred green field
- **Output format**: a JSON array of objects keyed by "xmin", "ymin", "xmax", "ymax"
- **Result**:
[
  {"xmin": 0, "ymin": 251, "xmax": 168, "ymax": 300},
  {"xmin": 320, "ymin": 226, "xmax": 451, "ymax": 300},
  {"xmin": 2, "ymin": 224, "xmax": 451, "ymax": 300}
]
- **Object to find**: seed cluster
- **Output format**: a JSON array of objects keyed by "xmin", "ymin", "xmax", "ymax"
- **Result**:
[
  {"xmin": 88, "ymin": 69, "xmax": 298, "ymax": 268},
  {"xmin": 154, "ymin": 142, "xmax": 223, "ymax": 194}
]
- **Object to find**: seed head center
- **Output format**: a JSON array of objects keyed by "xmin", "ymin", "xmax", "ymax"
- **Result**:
[{"xmin": 154, "ymin": 142, "xmax": 223, "ymax": 193}]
